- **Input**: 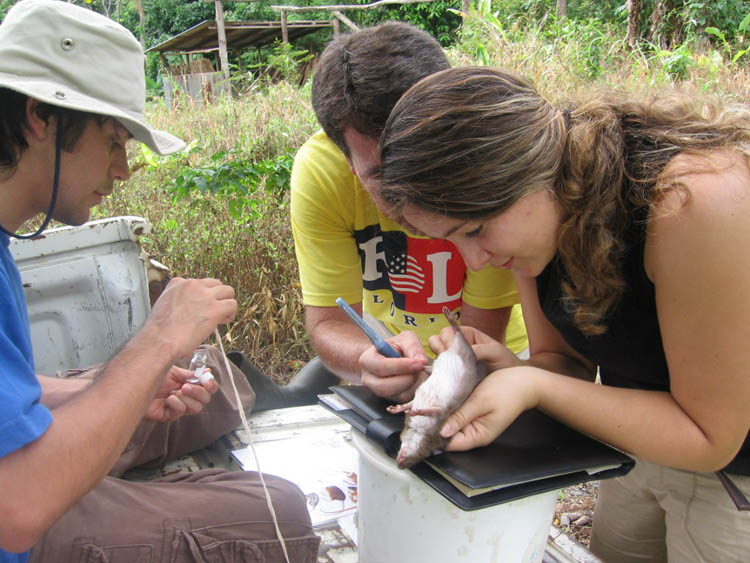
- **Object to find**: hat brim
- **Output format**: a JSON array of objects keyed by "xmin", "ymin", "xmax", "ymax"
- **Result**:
[{"xmin": 0, "ymin": 74, "xmax": 185, "ymax": 156}]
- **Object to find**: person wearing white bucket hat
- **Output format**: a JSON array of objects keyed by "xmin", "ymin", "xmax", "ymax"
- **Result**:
[
  {"xmin": 0, "ymin": 0, "xmax": 184, "ymax": 239},
  {"xmin": 0, "ymin": 0, "xmax": 184, "ymax": 156},
  {"xmin": 0, "ymin": 2, "xmax": 319, "ymax": 562}
]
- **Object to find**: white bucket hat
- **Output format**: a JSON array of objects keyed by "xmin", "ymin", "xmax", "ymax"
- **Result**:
[{"xmin": 0, "ymin": 0, "xmax": 184, "ymax": 155}]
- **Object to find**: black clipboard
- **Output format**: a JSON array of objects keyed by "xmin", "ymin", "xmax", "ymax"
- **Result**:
[{"xmin": 320, "ymin": 385, "xmax": 634, "ymax": 511}]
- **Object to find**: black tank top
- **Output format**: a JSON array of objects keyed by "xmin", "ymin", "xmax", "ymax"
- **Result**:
[{"xmin": 536, "ymin": 207, "xmax": 750, "ymax": 475}]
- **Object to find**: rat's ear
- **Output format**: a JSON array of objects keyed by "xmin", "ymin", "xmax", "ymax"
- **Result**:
[{"xmin": 24, "ymin": 97, "xmax": 54, "ymax": 142}]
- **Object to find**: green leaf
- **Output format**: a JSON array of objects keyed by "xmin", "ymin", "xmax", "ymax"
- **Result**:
[
  {"xmin": 705, "ymin": 27, "xmax": 725, "ymax": 40},
  {"xmin": 140, "ymin": 145, "xmax": 159, "ymax": 167},
  {"xmin": 228, "ymin": 198, "xmax": 245, "ymax": 220},
  {"xmin": 193, "ymin": 176, "xmax": 209, "ymax": 192}
]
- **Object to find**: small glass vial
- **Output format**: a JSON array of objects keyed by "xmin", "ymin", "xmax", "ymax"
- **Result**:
[{"xmin": 187, "ymin": 351, "xmax": 214, "ymax": 384}]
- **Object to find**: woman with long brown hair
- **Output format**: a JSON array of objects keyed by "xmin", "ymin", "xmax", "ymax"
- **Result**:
[{"xmin": 377, "ymin": 66, "xmax": 750, "ymax": 561}]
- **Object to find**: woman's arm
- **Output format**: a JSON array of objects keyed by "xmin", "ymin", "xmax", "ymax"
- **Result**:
[
  {"xmin": 515, "ymin": 274, "xmax": 597, "ymax": 381},
  {"xmin": 634, "ymin": 151, "xmax": 750, "ymax": 469}
]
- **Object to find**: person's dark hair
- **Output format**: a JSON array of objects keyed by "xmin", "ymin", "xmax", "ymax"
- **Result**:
[
  {"xmin": 311, "ymin": 21, "xmax": 449, "ymax": 158},
  {"xmin": 379, "ymin": 66, "xmax": 750, "ymax": 334},
  {"xmin": 1, "ymin": 88, "xmax": 102, "ymax": 171}
]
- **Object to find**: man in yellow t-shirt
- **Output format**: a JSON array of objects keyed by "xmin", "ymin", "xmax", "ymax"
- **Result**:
[{"xmin": 283, "ymin": 22, "xmax": 527, "ymax": 403}]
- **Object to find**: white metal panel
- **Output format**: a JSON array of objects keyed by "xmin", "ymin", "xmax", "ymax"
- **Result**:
[{"xmin": 10, "ymin": 217, "xmax": 152, "ymax": 375}]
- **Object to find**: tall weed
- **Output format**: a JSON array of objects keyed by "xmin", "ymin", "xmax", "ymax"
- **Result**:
[{"xmin": 452, "ymin": 7, "xmax": 750, "ymax": 104}]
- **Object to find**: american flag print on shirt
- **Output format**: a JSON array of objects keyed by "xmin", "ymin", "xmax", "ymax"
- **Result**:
[
  {"xmin": 387, "ymin": 253, "xmax": 425, "ymax": 293},
  {"xmin": 355, "ymin": 226, "xmax": 466, "ymax": 315}
]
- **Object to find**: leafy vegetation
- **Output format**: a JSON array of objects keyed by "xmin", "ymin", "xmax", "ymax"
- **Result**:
[
  {"xmin": 355, "ymin": 0, "xmax": 462, "ymax": 45},
  {"xmin": 169, "ymin": 148, "xmax": 294, "ymax": 221},
  {"xmin": 6, "ymin": 0, "xmax": 749, "ymax": 379}
]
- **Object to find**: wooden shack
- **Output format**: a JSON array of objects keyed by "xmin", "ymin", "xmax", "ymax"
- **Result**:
[{"xmin": 146, "ymin": 19, "xmax": 333, "ymax": 105}]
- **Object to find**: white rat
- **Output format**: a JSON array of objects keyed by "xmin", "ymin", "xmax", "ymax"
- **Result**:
[{"xmin": 387, "ymin": 307, "xmax": 488, "ymax": 469}]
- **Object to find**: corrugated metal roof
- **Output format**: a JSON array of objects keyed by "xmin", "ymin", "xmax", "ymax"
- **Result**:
[{"xmin": 146, "ymin": 19, "xmax": 332, "ymax": 54}]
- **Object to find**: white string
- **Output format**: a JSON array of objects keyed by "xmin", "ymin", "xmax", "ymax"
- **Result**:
[{"xmin": 213, "ymin": 329, "xmax": 291, "ymax": 563}]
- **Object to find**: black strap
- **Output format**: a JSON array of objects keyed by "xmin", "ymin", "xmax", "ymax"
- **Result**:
[{"xmin": 716, "ymin": 470, "xmax": 750, "ymax": 511}]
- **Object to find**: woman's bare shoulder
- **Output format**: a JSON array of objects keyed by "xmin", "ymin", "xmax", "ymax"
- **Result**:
[
  {"xmin": 644, "ymin": 149, "xmax": 750, "ymax": 279},
  {"xmin": 657, "ymin": 149, "xmax": 750, "ymax": 215}
]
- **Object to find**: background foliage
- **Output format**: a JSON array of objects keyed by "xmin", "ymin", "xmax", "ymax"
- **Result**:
[
  {"xmin": 2, "ymin": 1, "xmax": 747, "ymax": 89},
  {"xmin": 3, "ymin": 0, "xmax": 749, "ymax": 379}
]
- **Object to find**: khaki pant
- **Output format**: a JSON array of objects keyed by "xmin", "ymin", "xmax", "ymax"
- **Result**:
[
  {"xmin": 30, "ymin": 345, "xmax": 320, "ymax": 563},
  {"xmin": 590, "ymin": 457, "xmax": 750, "ymax": 563}
]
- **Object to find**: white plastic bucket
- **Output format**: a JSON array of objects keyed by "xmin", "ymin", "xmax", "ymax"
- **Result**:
[{"xmin": 352, "ymin": 429, "xmax": 557, "ymax": 563}]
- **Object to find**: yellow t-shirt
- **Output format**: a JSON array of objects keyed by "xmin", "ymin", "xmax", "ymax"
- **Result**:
[{"xmin": 290, "ymin": 131, "xmax": 528, "ymax": 355}]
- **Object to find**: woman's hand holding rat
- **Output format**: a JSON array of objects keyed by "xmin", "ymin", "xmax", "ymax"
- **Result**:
[
  {"xmin": 439, "ymin": 366, "xmax": 541, "ymax": 450},
  {"xmin": 429, "ymin": 325, "xmax": 535, "ymax": 451}
]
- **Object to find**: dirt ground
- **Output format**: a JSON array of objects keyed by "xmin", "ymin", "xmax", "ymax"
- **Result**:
[{"xmin": 554, "ymin": 481, "xmax": 599, "ymax": 547}]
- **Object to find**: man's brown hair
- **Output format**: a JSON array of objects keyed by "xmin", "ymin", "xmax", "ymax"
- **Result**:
[
  {"xmin": 0, "ymin": 88, "xmax": 101, "ymax": 171},
  {"xmin": 311, "ymin": 21, "xmax": 449, "ymax": 157}
]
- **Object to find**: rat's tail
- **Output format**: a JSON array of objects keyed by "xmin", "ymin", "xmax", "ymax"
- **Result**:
[{"xmin": 442, "ymin": 306, "xmax": 461, "ymax": 334}]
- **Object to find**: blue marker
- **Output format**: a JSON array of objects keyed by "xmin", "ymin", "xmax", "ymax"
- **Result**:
[{"xmin": 335, "ymin": 297, "xmax": 401, "ymax": 358}]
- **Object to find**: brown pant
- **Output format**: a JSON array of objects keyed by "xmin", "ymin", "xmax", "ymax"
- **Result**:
[
  {"xmin": 30, "ymin": 346, "xmax": 320, "ymax": 563},
  {"xmin": 590, "ymin": 457, "xmax": 750, "ymax": 563}
]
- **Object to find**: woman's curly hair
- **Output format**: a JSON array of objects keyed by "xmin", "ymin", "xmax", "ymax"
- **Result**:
[{"xmin": 379, "ymin": 67, "xmax": 750, "ymax": 334}]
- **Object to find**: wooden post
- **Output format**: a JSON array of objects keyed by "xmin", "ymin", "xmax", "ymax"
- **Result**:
[
  {"xmin": 332, "ymin": 17, "xmax": 340, "ymax": 37},
  {"xmin": 461, "ymin": 0, "xmax": 470, "ymax": 14},
  {"xmin": 626, "ymin": 0, "xmax": 640, "ymax": 49},
  {"xmin": 332, "ymin": 10, "xmax": 359, "ymax": 32},
  {"xmin": 159, "ymin": 53, "xmax": 168, "ymax": 75},
  {"xmin": 214, "ymin": 0, "xmax": 230, "ymax": 80},
  {"xmin": 281, "ymin": 9, "xmax": 289, "ymax": 43},
  {"xmin": 236, "ymin": 50, "xmax": 244, "ymax": 74},
  {"xmin": 649, "ymin": 1, "xmax": 666, "ymax": 46}
]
